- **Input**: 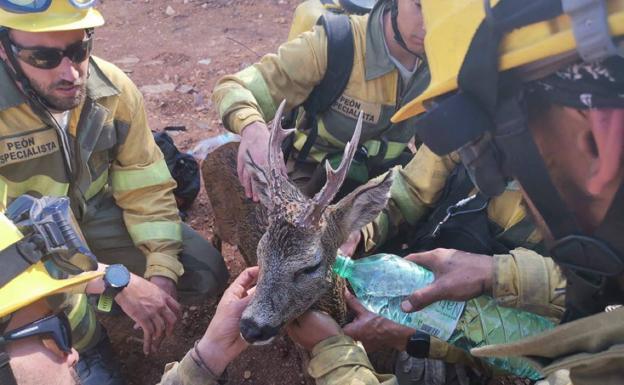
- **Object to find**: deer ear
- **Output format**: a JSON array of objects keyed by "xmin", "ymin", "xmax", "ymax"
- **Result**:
[
  {"xmin": 245, "ymin": 150, "xmax": 273, "ymax": 209},
  {"xmin": 327, "ymin": 171, "xmax": 393, "ymax": 237}
]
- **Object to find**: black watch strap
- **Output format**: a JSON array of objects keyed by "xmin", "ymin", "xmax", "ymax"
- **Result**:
[{"xmin": 405, "ymin": 331, "xmax": 431, "ymax": 358}]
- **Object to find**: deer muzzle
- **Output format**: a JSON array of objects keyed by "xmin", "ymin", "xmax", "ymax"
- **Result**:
[{"xmin": 239, "ymin": 317, "xmax": 280, "ymax": 344}]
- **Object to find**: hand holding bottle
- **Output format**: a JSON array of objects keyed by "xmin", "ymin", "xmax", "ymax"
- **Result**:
[
  {"xmin": 401, "ymin": 248, "xmax": 494, "ymax": 312},
  {"xmin": 343, "ymin": 289, "xmax": 416, "ymax": 352}
]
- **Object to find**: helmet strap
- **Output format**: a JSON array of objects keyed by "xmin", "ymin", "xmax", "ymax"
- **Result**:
[
  {"xmin": 0, "ymin": 347, "xmax": 18, "ymax": 385},
  {"xmin": 389, "ymin": 0, "xmax": 421, "ymax": 57}
]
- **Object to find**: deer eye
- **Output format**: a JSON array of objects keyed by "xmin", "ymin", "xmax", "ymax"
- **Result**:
[{"xmin": 295, "ymin": 261, "xmax": 323, "ymax": 278}]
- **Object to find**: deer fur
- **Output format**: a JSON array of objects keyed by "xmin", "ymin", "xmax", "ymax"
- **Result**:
[{"xmin": 203, "ymin": 100, "xmax": 393, "ymax": 344}]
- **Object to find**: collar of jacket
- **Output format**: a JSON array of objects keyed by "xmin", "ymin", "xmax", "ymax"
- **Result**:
[
  {"xmin": 365, "ymin": 0, "xmax": 395, "ymax": 81},
  {"xmin": 0, "ymin": 56, "xmax": 120, "ymax": 113}
]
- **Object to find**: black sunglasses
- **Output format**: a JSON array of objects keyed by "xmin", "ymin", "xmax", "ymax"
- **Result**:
[
  {"xmin": 9, "ymin": 37, "xmax": 93, "ymax": 70},
  {"xmin": 0, "ymin": 313, "xmax": 72, "ymax": 357}
]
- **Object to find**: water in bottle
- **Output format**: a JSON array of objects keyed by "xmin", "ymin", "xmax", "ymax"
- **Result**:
[{"xmin": 333, "ymin": 253, "xmax": 555, "ymax": 380}]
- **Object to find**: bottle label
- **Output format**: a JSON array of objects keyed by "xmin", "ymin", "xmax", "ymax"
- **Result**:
[
  {"xmin": 411, "ymin": 300, "xmax": 465, "ymax": 341},
  {"xmin": 361, "ymin": 295, "xmax": 465, "ymax": 342}
]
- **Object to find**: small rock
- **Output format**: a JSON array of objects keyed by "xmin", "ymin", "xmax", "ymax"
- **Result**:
[
  {"xmin": 189, "ymin": 305, "xmax": 198, "ymax": 311},
  {"xmin": 165, "ymin": 5, "xmax": 176, "ymax": 16},
  {"xmin": 183, "ymin": 0, "xmax": 189, "ymax": 3},
  {"xmin": 140, "ymin": 83, "xmax": 176, "ymax": 94},
  {"xmin": 143, "ymin": 59, "xmax": 164, "ymax": 66},
  {"xmin": 114, "ymin": 56, "xmax": 140, "ymax": 65},
  {"xmin": 197, "ymin": 58, "xmax": 212, "ymax": 66},
  {"xmin": 182, "ymin": 311, "xmax": 189, "ymax": 319},
  {"xmin": 197, "ymin": 121, "xmax": 211, "ymax": 130},
  {"xmin": 176, "ymin": 84, "xmax": 195, "ymax": 94},
  {"xmin": 243, "ymin": 370, "xmax": 252, "ymax": 379},
  {"xmin": 276, "ymin": 17, "xmax": 286, "ymax": 24},
  {"xmin": 193, "ymin": 93, "xmax": 205, "ymax": 107},
  {"xmin": 258, "ymin": 13, "xmax": 263, "ymax": 18},
  {"xmin": 201, "ymin": 3, "xmax": 208, "ymax": 8}
]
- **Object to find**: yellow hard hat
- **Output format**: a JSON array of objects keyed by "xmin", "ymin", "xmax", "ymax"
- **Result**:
[
  {"xmin": 0, "ymin": 262, "xmax": 103, "ymax": 319},
  {"xmin": 0, "ymin": 0, "xmax": 104, "ymax": 32},
  {"xmin": 392, "ymin": 0, "xmax": 624, "ymax": 122},
  {"xmin": 0, "ymin": 212, "xmax": 103, "ymax": 319},
  {"xmin": 0, "ymin": 212, "xmax": 22, "ymax": 251}
]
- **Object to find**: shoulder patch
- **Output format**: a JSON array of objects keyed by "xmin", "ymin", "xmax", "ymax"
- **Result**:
[{"xmin": 0, "ymin": 129, "xmax": 59, "ymax": 166}]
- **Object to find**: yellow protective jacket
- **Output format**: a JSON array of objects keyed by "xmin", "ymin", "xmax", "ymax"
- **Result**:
[
  {"xmin": 473, "ymin": 307, "xmax": 624, "ymax": 385},
  {"xmin": 362, "ymin": 145, "xmax": 566, "ymax": 319},
  {"xmin": 212, "ymin": 1, "xmax": 428, "ymax": 165},
  {"xmin": 0, "ymin": 57, "xmax": 183, "ymax": 282},
  {"xmin": 157, "ymin": 336, "xmax": 396, "ymax": 385}
]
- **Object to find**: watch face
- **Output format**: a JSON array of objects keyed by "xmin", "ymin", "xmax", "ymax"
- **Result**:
[{"xmin": 106, "ymin": 265, "xmax": 130, "ymax": 288}]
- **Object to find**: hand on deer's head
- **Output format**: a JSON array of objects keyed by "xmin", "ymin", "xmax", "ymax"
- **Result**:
[{"xmin": 239, "ymin": 100, "xmax": 393, "ymax": 344}]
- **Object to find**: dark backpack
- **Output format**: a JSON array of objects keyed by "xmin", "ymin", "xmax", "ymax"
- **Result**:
[
  {"xmin": 294, "ymin": 12, "xmax": 355, "ymax": 163},
  {"xmin": 153, "ymin": 131, "xmax": 200, "ymax": 212}
]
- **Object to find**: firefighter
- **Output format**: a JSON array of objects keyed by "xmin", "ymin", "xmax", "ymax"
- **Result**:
[{"xmin": 0, "ymin": 1, "xmax": 228, "ymax": 383}]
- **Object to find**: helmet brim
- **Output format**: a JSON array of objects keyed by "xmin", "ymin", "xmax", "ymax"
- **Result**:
[{"xmin": 0, "ymin": 262, "xmax": 103, "ymax": 318}]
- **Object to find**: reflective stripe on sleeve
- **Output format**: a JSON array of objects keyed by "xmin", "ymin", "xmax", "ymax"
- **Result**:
[
  {"xmin": 111, "ymin": 158, "xmax": 172, "ymax": 192},
  {"xmin": 235, "ymin": 66, "xmax": 277, "ymax": 117},
  {"xmin": 127, "ymin": 221, "xmax": 182, "ymax": 243}
]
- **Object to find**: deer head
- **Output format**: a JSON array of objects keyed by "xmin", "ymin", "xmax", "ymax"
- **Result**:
[{"xmin": 240, "ymin": 100, "xmax": 394, "ymax": 344}]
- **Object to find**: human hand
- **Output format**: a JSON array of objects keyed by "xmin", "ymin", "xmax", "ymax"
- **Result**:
[
  {"xmin": 196, "ymin": 266, "xmax": 259, "ymax": 377},
  {"xmin": 286, "ymin": 311, "xmax": 342, "ymax": 351},
  {"xmin": 238, "ymin": 122, "xmax": 276, "ymax": 201},
  {"xmin": 150, "ymin": 275, "xmax": 178, "ymax": 300},
  {"xmin": 401, "ymin": 248, "xmax": 493, "ymax": 312},
  {"xmin": 343, "ymin": 289, "xmax": 415, "ymax": 352},
  {"xmin": 114, "ymin": 274, "xmax": 182, "ymax": 355},
  {"xmin": 339, "ymin": 230, "xmax": 362, "ymax": 257}
]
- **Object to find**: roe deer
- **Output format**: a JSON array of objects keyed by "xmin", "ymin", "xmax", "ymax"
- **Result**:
[{"xmin": 233, "ymin": 100, "xmax": 393, "ymax": 343}]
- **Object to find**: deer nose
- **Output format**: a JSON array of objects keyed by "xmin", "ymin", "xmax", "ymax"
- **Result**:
[{"xmin": 240, "ymin": 318, "xmax": 279, "ymax": 344}]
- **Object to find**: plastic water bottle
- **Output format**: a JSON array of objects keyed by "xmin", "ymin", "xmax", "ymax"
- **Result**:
[
  {"xmin": 188, "ymin": 132, "xmax": 240, "ymax": 160},
  {"xmin": 333, "ymin": 253, "xmax": 555, "ymax": 380}
]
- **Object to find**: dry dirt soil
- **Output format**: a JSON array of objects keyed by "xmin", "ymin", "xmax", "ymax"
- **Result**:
[{"xmin": 95, "ymin": 0, "xmax": 311, "ymax": 384}]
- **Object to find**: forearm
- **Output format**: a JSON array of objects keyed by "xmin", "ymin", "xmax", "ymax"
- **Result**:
[
  {"xmin": 309, "ymin": 335, "xmax": 397, "ymax": 385},
  {"xmin": 493, "ymin": 248, "xmax": 566, "ymax": 320},
  {"xmin": 111, "ymin": 98, "xmax": 184, "ymax": 282},
  {"xmin": 157, "ymin": 350, "xmax": 222, "ymax": 385},
  {"xmin": 212, "ymin": 26, "xmax": 328, "ymax": 134}
]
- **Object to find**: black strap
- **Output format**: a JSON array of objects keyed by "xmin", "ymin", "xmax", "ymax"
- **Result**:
[
  {"xmin": 494, "ymin": 94, "xmax": 580, "ymax": 240},
  {"xmin": 297, "ymin": 13, "xmax": 355, "ymax": 164},
  {"xmin": 389, "ymin": 0, "xmax": 421, "ymax": 57},
  {"xmin": 0, "ymin": 349, "xmax": 18, "ymax": 385},
  {"xmin": 458, "ymin": 0, "xmax": 563, "ymax": 113},
  {"xmin": 0, "ymin": 236, "xmax": 45, "ymax": 288}
]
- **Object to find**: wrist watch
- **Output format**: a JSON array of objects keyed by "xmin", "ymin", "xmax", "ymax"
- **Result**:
[
  {"xmin": 405, "ymin": 331, "xmax": 431, "ymax": 358},
  {"xmin": 102, "ymin": 264, "xmax": 130, "ymax": 298}
]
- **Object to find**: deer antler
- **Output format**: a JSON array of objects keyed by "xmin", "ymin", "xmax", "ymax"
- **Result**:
[
  {"xmin": 267, "ymin": 100, "xmax": 295, "ymax": 182},
  {"xmin": 296, "ymin": 111, "xmax": 363, "ymax": 227}
]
